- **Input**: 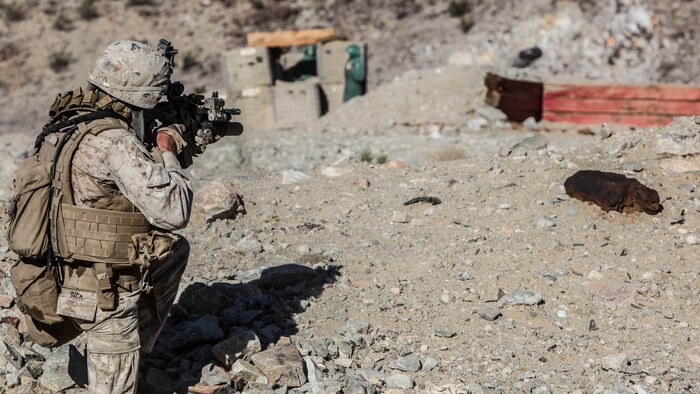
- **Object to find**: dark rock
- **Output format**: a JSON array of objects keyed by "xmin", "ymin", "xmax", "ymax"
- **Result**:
[
  {"xmin": 564, "ymin": 170, "xmax": 662, "ymax": 215},
  {"xmin": 212, "ymin": 330, "xmax": 262, "ymax": 368},
  {"xmin": 177, "ymin": 283, "xmax": 234, "ymax": 316},
  {"xmin": 169, "ymin": 315, "xmax": 225, "ymax": 350},
  {"xmin": 253, "ymin": 263, "xmax": 320, "ymax": 289}
]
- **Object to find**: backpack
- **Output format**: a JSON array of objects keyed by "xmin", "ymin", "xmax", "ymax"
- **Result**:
[{"xmin": 7, "ymin": 110, "xmax": 128, "ymax": 328}]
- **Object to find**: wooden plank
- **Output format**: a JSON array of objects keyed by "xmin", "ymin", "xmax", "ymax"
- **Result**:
[
  {"xmin": 545, "ymin": 84, "xmax": 700, "ymax": 101},
  {"xmin": 542, "ymin": 111, "xmax": 674, "ymax": 127},
  {"xmin": 247, "ymin": 29, "xmax": 337, "ymax": 47},
  {"xmin": 498, "ymin": 94, "xmax": 543, "ymax": 111},
  {"xmin": 543, "ymin": 97, "xmax": 700, "ymax": 116}
]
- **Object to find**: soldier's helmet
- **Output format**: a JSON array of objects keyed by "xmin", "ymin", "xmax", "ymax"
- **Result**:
[
  {"xmin": 346, "ymin": 44, "xmax": 361, "ymax": 58},
  {"xmin": 88, "ymin": 40, "xmax": 172, "ymax": 109}
]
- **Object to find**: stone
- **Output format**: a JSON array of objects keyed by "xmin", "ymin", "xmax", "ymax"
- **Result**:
[
  {"xmin": 599, "ymin": 123, "xmax": 613, "ymax": 139},
  {"xmin": 0, "ymin": 294, "xmax": 13, "ymax": 308},
  {"xmin": 303, "ymin": 356, "xmax": 323, "ymax": 383},
  {"xmin": 479, "ymin": 286, "xmax": 504, "ymax": 302},
  {"xmin": 1, "ymin": 340, "xmax": 23, "ymax": 371},
  {"xmin": 509, "ymin": 135, "xmax": 548, "ymax": 156},
  {"xmin": 601, "ymin": 353, "xmax": 628, "ymax": 371},
  {"xmin": 392, "ymin": 354, "xmax": 421, "ymax": 372},
  {"xmin": 192, "ymin": 178, "xmax": 243, "ymax": 223},
  {"xmin": 687, "ymin": 235, "xmax": 699, "ymax": 245},
  {"xmin": 212, "ymin": 330, "xmax": 262, "ymax": 368},
  {"xmin": 466, "ymin": 117, "xmax": 488, "ymax": 131},
  {"xmin": 39, "ymin": 345, "xmax": 87, "ymax": 392},
  {"xmin": 144, "ymin": 368, "xmax": 175, "ymax": 393},
  {"xmin": 320, "ymin": 166, "xmax": 353, "ymax": 177},
  {"xmin": 340, "ymin": 321, "xmax": 371, "ymax": 336},
  {"xmin": 381, "ymin": 161, "xmax": 408, "ymax": 170},
  {"xmin": 478, "ymin": 307, "xmax": 502, "ymax": 321},
  {"xmin": 357, "ymin": 368, "xmax": 387, "ymax": 385},
  {"xmin": 386, "ymin": 373, "xmax": 414, "ymax": 389},
  {"xmin": 523, "ymin": 117, "xmax": 538, "ymax": 131},
  {"xmin": 335, "ymin": 357, "xmax": 353, "ymax": 368},
  {"xmin": 355, "ymin": 178, "xmax": 370, "ymax": 189},
  {"xmin": 623, "ymin": 162, "xmax": 645, "ymax": 172},
  {"xmin": 434, "ymin": 328, "xmax": 456, "ymax": 338},
  {"xmin": 201, "ymin": 363, "xmax": 231, "ymax": 386},
  {"xmin": 230, "ymin": 359, "xmax": 268, "ymax": 384},
  {"xmin": 177, "ymin": 283, "xmax": 233, "ymax": 316},
  {"xmin": 345, "ymin": 376, "xmax": 371, "ymax": 394},
  {"xmin": 656, "ymin": 132, "xmax": 700, "ymax": 157},
  {"xmin": 253, "ymin": 263, "xmax": 319, "ymax": 289},
  {"xmin": 282, "ymin": 170, "xmax": 312, "ymax": 185},
  {"xmin": 476, "ymin": 106, "xmax": 507, "ymax": 122},
  {"xmin": 498, "ymin": 290, "xmax": 543, "ymax": 306},
  {"xmin": 251, "ymin": 341, "xmax": 307, "ymax": 388},
  {"xmin": 0, "ymin": 323, "xmax": 21, "ymax": 347},
  {"xmin": 391, "ymin": 211, "xmax": 411, "ymax": 223},
  {"xmin": 169, "ymin": 315, "xmax": 225, "ymax": 350},
  {"xmin": 423, "ymin": 357, "xmax": 439, "ymax": 371}
]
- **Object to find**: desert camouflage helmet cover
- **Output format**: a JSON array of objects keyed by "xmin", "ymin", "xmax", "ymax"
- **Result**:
[{"xmin": 88, "ymin": 40, "xmax": 172, "ymax": 109}]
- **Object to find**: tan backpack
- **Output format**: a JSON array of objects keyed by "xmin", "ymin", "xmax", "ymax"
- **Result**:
[{"xmin": 7, "ymin": 110, "xmax": 130, "ymax": 328}]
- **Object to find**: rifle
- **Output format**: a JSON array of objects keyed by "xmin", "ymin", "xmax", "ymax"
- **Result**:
[{"xmin": 135, "ymin": 39, "xmax": 244, "ymax": 168}]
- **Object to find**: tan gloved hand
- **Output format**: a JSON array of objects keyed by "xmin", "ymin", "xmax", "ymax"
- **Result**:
[
  {"xmin": 156, "ymin": 124, "xmax": 188, "ymax": 154},
  {"xmin": 193, "ymin": 128, "xmax": 214, "ymax": 154}
]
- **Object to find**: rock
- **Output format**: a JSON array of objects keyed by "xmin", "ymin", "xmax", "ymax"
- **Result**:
[
  {"xmin": 623, "ymin": 162, "xmax": 644, "ymax": 172},
  {"xmin": 478, "ymin": 307, "xmax": 502, "ymax": 321},
  {"xmin": 392, "ymin": 354, "xmax": 421, "ymax": 372},
  {"xmin": 423, "ymin": 357, "xmax": 439, "ymax": 371},
  {"xmin": 192, "ymin": 178, "xmax": 243, "ymax": 223},
  {"xmin": 1, "ymin": 339, "xmax": 23, "ymax": 371},
  {"xmin": 177, "ymin": 283, "xmax": 234, "ymax": 316},
  {"xmin": 251, "ymin": 341, "xmax": 307, "ymax": 387},
  {"xmin": 476, "ymin": 106, "xmax": 507, "ymax": 122},
  {"xmin": 234, "ymin": 238, "xmax": 263, "ymax": 255},
  {"xmin": 498, "ymin": 290, "xmax": 543, "ymax": 306},
  {"xmin": 357, "ymin": 368, "xmax": 387, "ymax": 386},
  {"xmin": 320, "ymin": 166, "xmax": 353, "ymax": 177},
  {"xmin": 0, "ymin": 323, "xmax": 21, "ymax": 347},
  {"xmin": 345, "ymin": 375, "xmax": 372, "ymax": 394},
  {"xmin": 391, "ymin": 211, "xmax": 411, "ymax": 223},
  {"xmin": 0, "ymin": 294, "xmax": 13, "ymax": 308},
  {"xmin": 466, "ymin": 117, "xmax": 488, "ymax": 131},
  {"xmin": 169, "ymin": 315, "xmax": 225, "ymax": 350},
  {"xmin": 479, "ymin": 286, "xmax": 504, "ymax": 302},
  {"xmin": 509, "ymin": 135, "xmax": 548, "ymax": 156},
  {"xmin": 381, "ymin": 161, "xmax": 408, "ymax": 170},
  {"xmin": 212, "ymin": 330, "xmax": 262, "ymax": 368},
  {"xmin": 656, "ymin": 132, "xmax": 700, "ymax": 157},
  {"xmin": 601, "ymin": 353, "xmax": 628, "ymax": 371},
  {"xmin": 687, "ymin": 235, "xmax": 699, "ymax": 245},
  {"xmin": 386, "ymin": 373, "xmax": 414, "ymax": 389},
  {"xmin": 340, "ymin": 321, "xmax": 371, "ymax": 336},
  {"xmin": 434, "ymin": 328, "xmax": 456, "ymax": 338},
  {"xmin": 599, "ymin": 123, "xmax": 613, "ymax": 139},
  {"xmin": 523, "ymin": 117, "xmax": 538, "ymax": 131},
  {"xmin": 144, "ymin": 368, "xmax": 175, "ymax": 393},
  {"xmin": 253, "ymin": 263, "xmax": 319, "ymax": 289},
  {"xmin": 201, "ymin": 363, "xmax": 231, "ymax": 386},
  {"xmin": 335, "ymin": 357, "xmax": 353, "ymax": 368},
  {"xmin": 282, "ymin": 170, "xmax": 312, "ymax": 185},
  {"xmin": 39, "ymin": 345, "xmax": 87, "ymax": 392},
  {"xmin": 303, "ymin": 356, "xmax": 323, "ymax": 383},
  {"xmin": 355, "ymin": 178, "xmax": 370, "ymax": 189},
  {"xmin": 231, "ymin": 359, "xmax": 268, "ymax": 384}
]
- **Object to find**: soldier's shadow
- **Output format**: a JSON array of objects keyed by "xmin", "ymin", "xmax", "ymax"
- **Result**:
[{"xmin": 140, "ymin": 263, "xmax": 340, "ymax": 393}]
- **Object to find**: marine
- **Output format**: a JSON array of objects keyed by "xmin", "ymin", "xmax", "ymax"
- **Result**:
[{"xmin": 9, "ymin": 40, "xmax": 195, "ymax": 393}]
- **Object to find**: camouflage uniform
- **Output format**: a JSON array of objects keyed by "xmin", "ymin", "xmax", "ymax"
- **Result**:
[{"xmin": 68, "ymin": 126, "xmax": 192, "ymax": 393}]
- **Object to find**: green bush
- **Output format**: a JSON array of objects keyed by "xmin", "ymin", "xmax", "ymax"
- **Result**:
[
  {"xmin": 49, "ymin": 50, "xmax": 73, "ymax": 73},
  {"xmin": 78, "ymin": 0, "xmax": 99, "ymax": 20},
  {"xmin": 53, "ymin": 14, "xmax": 74, "ymax": 31},
  {"xmin": 3, "ymin": 3, "xmax": 26, "ymax": 22},
  {"xmin": 448, "ymin": 0, "xmax": 471, "ymax": 17}
]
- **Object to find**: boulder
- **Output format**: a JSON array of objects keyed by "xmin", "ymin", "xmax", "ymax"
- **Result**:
[{"xmin": 251, "ymin": 340, "xmax": 307, "ymax": 388}]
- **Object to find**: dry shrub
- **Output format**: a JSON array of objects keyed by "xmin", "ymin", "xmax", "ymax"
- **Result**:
[
  {"xmin": 431, "ymin": 147, "xmax": 466, "ymax": 162},
  {"xmin": 49, "ymin": 50, "xmax": 73, "ymax": 73}
]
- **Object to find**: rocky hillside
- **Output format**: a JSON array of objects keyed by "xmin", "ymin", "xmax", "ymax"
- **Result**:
[{"xmin": 0, "ymin": 0, "xmax": 697, "ymax": 135}]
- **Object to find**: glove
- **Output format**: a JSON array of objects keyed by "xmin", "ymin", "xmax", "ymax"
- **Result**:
[
  {"xmin": 193, "ymin": 128, "xmax": 214, "ymax": 154},
  {"xmin": 156, "ymin": 124, "xmax": 188, "ymax": 154}
]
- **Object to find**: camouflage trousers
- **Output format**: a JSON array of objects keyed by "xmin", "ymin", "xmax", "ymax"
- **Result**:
[{"xmin": 72, "ymin": 238, "xmax": 189, "ymax": 394}]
